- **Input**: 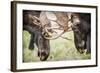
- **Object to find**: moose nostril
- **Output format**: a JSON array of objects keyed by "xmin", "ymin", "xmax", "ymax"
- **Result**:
[
  {"xmin": 40, "ymin": 51, "xmax": 49, "ymax": 61},
  {"xmin": 41, "ymin": 51, "xmax": 47, "ymax": 56}
]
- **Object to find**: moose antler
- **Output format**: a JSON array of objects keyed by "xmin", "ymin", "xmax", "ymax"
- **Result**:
[{"xmin": 39, "ymin": 12, "xmax": 72, "ymax": 40}]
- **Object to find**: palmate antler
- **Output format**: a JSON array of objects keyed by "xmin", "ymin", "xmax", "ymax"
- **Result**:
[
  {"xmin": 29, "ymin": 12, "xmax": 72, "ymax": 40},
  {"xmin": 39, "ymin": 12, "xmax": 72, "ymax": 40}
]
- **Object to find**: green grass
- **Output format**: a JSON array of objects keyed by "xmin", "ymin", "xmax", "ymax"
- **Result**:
[{"xmin": 23, "ymin": 31, "xmax": 91, "ymax": 62}]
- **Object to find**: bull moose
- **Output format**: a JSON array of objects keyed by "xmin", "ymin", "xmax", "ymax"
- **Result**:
[
  {"xmin": 71, "ymin": 13, "xmax": 91, "ymax": 53},
  {"xmin": 23, "ymin": 10, "xmax": 50, "ymax": 61}
]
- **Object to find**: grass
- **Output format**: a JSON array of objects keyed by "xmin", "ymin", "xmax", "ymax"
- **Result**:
[{"xmin": 23, "ymin": 31, "xmax": 91, "ymax": 62}]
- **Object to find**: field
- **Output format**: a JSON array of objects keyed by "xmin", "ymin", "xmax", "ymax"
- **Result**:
[{"xmin": 23, "ymin": 31, "xmax": 91, "ymax": 62}]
